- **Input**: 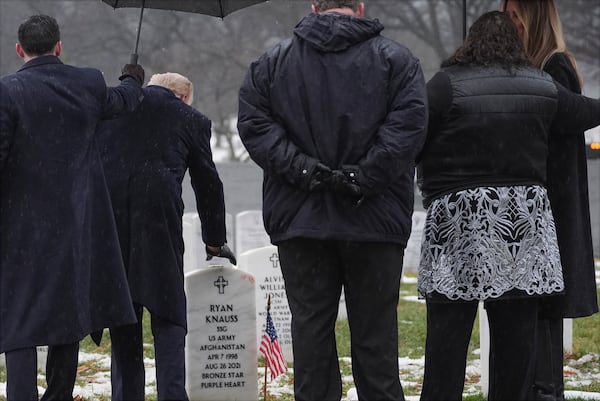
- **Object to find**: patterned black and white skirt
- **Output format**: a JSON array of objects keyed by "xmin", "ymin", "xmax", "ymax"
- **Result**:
[{"xmin": 418, "ymin": 185, "xmax": 564, "ymax": 302}]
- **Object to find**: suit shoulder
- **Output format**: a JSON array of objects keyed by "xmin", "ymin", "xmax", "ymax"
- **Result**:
[
  {"xmin": 0, "ymin": 72, "xmax": 17, "ymax": 83},
  {"xmin": 66, "ymin": 65, "xmax": 104, "ymax": 79},
  {"xmin": 1, "ymin": 72, "xmax": 25, "ymax": 88},
  {"xmin": 190, "ymin": 107, "xmax": 211, "ymax": 128}
]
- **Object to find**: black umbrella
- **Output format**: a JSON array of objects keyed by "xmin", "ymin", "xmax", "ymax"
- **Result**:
[{"xmin": 102, "ymin": 0, "xmax": 269, "ymax": 63}]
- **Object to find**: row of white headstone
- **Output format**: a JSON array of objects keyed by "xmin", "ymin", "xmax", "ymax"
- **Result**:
[
  {"xmin": 184, "ymin": 210, "xmax": 573, "ymax": 400},
  {"xmin": 0, "ymin": 210, "xmax": 573, "ymax": 400},
  {"xmin": 201, "ymin": 209, "xmax": 426, "ymax": 274},
  {"xmin": 180, "ymin": 210, "xmax": 425, "ymax": 400}
]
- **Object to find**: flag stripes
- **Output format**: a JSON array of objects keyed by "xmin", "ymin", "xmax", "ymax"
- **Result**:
[{"xmin": 259, "ymin": 311, "xmax": 287, "ymax": 379}]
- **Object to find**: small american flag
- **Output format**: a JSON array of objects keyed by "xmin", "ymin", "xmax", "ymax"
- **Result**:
[{"xmin": 259, "ymin": 311, "xmax": 287, "ymax": 380}]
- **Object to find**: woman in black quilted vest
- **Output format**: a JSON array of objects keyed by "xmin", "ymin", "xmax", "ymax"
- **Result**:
[{"xmin": 417, "ymin": 11, "xmax": 600, "ymax": 401}]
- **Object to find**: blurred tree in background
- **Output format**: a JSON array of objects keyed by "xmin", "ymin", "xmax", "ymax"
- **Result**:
[{"xmin": 1, "ymin": 0, "xmax": 598, "ymax": 160}]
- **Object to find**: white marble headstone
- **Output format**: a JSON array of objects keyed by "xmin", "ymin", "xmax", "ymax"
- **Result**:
[
  {"xmin": 235, "ymin": 210, "xmax": 271, "ymax": 255},
  {"xmin": 238, "ymin": 246, "xmax": 293, "ymax": 364},
  {"xmin": 183, "ymin": 213, "xmax": 200, "ymax": 274},
  {"xmin": 238, "ymin": 245, "xmax": 348, "ymax": 365},
  {"xmin": 402, "ymin": 211, "xmax": 426, "ymax": 273},
  {"xmin": 185, "ymin": 266, "xmax": 258, "ymax": 400},
  {"xmin": 183, "ymin": 212, "xmax": 235, "ymax": 274}
]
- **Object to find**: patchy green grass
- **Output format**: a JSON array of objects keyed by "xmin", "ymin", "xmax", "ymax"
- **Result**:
[
  {"xmin": 573, "ymin": 312, "xmax": 600, "ymax": 356},
  {"xmin": 564, "ymin": 313, "xmax": 600, "ymax": 394},
  {"xmin": 79, "ymin": 310, "xmax": 155, "ymax": 359}
]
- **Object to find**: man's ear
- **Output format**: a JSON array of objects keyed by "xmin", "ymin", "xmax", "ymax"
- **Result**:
[
  {"xmin": 15, "ymin": 43, "xmax": 26, "ymax": 59},
  {"xmin": 180, "ymin": 93, "xmax": 191, "ymax": 105},
  {"xmin": 54, "ymin": 41, "xmax": 62, "ymax": 57},
  {"xmin": 357, "ymin": 2, "xmax": 365, "ymax": 17},
  {"xmin": 311, "ymin": 3, "xmax": 318, "ymax": 13}
]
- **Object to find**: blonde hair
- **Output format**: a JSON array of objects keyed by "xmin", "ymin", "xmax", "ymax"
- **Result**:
[
  {"xmin": 501, "ymin": 0, "xmax": 583, "ymax": 86},
  {"xmin": 148, "ymin": 72, "xmax": 194, "ymax": 105}
]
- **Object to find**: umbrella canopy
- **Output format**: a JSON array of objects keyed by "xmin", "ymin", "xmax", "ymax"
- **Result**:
[
  {"xmin": 102, "ymin": 0, "xmax": 269, "ymax": 63},
  {"xmin": 102, "ymin": 0, "xmax": 268, "ymax": 17}
]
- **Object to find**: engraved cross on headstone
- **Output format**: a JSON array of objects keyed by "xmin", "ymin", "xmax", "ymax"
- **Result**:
[
  {"xmin": 214, "ymin": 275, "xmax": 229, "ymax": 294},
  {"xmin": 269, "ymin": 252, "xmax": 279, "ymax": 269}
]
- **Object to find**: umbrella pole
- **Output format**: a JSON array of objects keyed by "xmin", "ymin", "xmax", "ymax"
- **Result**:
[
  {"xmin": 131, "ymin": 0, "xmax": 146, "ymax": 64},
  {"xmin": 462, "ymin": 0, "xmax": 467, "ymax": 41}
]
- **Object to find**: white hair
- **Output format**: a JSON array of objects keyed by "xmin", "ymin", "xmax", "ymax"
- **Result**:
[{"xmin": 148, "ymin": 72, "xmax": 194, "ymax": 105}]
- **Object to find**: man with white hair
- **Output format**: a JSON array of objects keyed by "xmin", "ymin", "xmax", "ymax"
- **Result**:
[{"xmin": 97, "ymin": 72, "xmax": 236, "ymax": 401}]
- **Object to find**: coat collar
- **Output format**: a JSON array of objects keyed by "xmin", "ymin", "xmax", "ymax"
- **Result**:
[
  {"xmin": 146, "ymin": 85, "xmax": 175, "ymax": 97},
  {"xmin": 18, "ymin": 55, "xmax": 63, "ymax": 72}
]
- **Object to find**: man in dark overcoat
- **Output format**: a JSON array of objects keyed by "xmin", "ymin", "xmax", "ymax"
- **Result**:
[
  {"xmin": 0, "ymin": 15, "xmax": 144, "ymax": 400},
  {"xmin": 97, "ymin": 72, "xmax": 235, "ymax": 401}
]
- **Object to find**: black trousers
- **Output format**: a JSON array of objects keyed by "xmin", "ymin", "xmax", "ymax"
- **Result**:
[
  {"xmin": 110, "ymin": 303, "xmax": 189, "ymax": 401},
  {"xmin": 278, "ymin": 238, "xmax": 406, "ymax": 401},
  {"xmin": 420, "ymin": 297, "xmax": 539, "ymax": 401},
  {"xmin": 533, "ymin": 317, "xmax": 565, "ymax": 401},
  {"xmin": 5, "ymin": 342, "xmax": 78, "ymax": 401}
]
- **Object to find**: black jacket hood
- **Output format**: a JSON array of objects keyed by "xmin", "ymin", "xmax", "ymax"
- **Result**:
[{"xmin": 293, "ymin": 12, "xmax": 384, "ymax": 52}]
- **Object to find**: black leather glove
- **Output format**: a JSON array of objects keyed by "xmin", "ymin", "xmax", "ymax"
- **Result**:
[
  {"xmin": 328, "ymin": 165, "xmax": 364, "ymax": 206},
  {"xmin": 307, "ymin": 163, "xmax": 332, "ymax": 191},
  {"xmin": 206, "ymin": 244, "xmax": 237, "ymax": 266},
  {"xmin": 119, "ymin": 63, "xmax": 145, "ymax": 85}
]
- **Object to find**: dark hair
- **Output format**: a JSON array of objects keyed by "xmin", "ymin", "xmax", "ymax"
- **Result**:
[
  {"xmin": 443, "ymin": 11, "xmax": 530, "ymax": 67},
  {"xmin": 18, "ymin": 15, "xmax": 60, "ymax": 56}
]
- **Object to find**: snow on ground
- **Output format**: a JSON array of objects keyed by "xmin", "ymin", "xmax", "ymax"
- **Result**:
[
  {"xmin": 2, "ymin": 263, "xmax": 599, "ymax": 399},
  {"xmin": 1, "ymin": 351, "xmax": 599, "ymax": 400}
]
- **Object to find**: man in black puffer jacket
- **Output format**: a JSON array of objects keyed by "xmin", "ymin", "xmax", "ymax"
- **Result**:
[{"xmin": 238, "ymin": 1, "xmax": 428, "ymax": 400}]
